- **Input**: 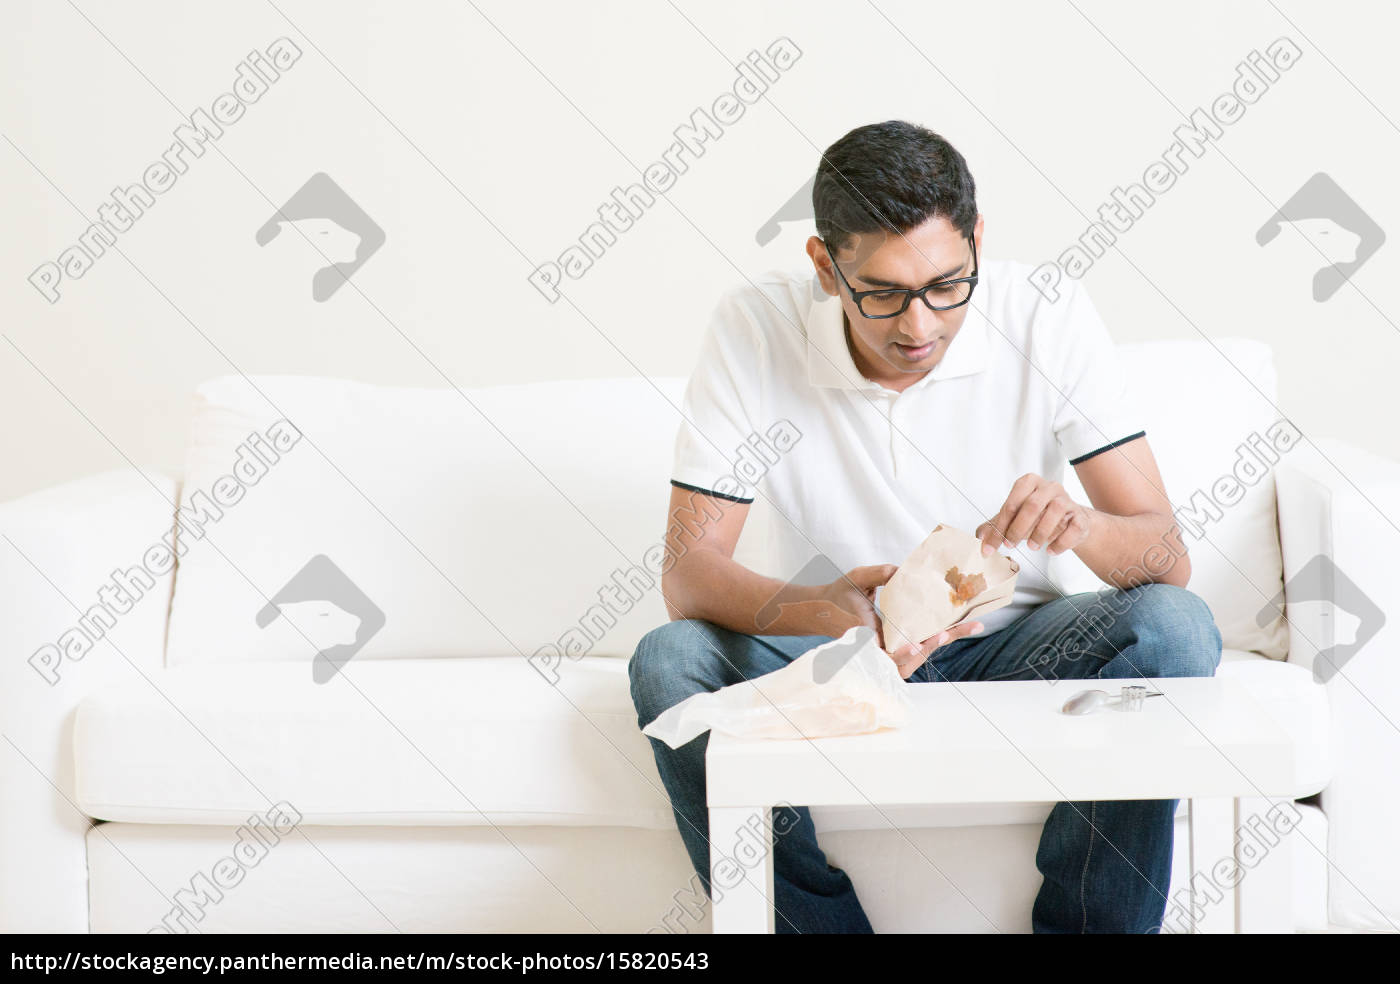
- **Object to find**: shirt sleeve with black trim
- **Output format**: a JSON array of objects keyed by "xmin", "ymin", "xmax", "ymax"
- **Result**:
[
  {"xmin": 1047, "ymin": 280, "xmax": 1147, "ymax": 466},
  {"xmin": 669, "ymin": 292, "xmax": 766, "ymax": 503}
]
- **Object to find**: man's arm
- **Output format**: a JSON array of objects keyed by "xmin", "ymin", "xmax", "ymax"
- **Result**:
[
  {"xmin": 975, "ymin": 436, "xmax": 1191, "ymax": 589},
  {"xmin": 1071, "ymin": 436, "xmax": 1190, "ymax": 588},
  {"xmin": 658, "ymin": 485, "xmax": 895, "ymax": 638}
]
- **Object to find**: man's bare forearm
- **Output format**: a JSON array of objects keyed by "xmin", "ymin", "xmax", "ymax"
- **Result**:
[
  {"xmin": 661, "ymin": 550, "xmax": 835, "ymax": 637},
  {"xmin": 1074, "ymin": 508, "xmax": 1190, "ymax": 588}
]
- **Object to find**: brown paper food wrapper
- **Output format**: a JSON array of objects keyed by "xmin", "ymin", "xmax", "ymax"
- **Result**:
[{"xmin": 878, "ymin": 524, "xmax": 1020, "ymax": 654}]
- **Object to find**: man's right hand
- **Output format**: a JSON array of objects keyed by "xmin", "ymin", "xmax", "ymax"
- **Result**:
[{"xmin": 809, "ymin": 564, "xmax": 899, "ymax": 646}]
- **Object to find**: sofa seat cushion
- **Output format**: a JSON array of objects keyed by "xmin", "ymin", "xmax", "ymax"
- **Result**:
[
  {"xmin": 75, "ymin": 656, "xmax": 673, "ymax": 829},
  {"xmin": 73, "ymin": 650, "xmax": 1327, "ymax": 831}
]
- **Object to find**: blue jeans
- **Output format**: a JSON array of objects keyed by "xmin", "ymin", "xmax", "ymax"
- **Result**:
[{"xmin": 628, "ymin": 582, "xmax": 1222, "ymax": 934}]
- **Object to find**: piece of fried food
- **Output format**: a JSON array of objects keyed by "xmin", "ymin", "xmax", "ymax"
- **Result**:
[{"xmin": 944, "ymin": 565, "xmax": 987, "ymax": 606}]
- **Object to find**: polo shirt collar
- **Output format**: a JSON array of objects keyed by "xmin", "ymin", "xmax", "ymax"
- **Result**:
[{"xmin": 804, "ymin": 285, "xmax": 990, "ymax": 391}]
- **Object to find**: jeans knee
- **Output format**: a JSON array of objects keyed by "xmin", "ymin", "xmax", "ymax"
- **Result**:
[
  {"xmin": 628, "ymin": 619, "xmax": 726, "ymax": 724},
  {"xmin": 1120, "ymin": 583, "xmax": 1222, "ymax": 678}
]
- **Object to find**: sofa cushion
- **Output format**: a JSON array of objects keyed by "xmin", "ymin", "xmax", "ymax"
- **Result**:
[
  {"xmin": 74, "ymin": 649, "xmax": 1327, "ymax": 831},
  {"xmin": 165, "ymin": 375, "xmax": 689, "ymax": 668}
]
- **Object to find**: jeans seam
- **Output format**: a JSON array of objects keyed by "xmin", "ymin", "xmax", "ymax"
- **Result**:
[{"xmin": 1079, "ymin": 802, "xmax": 1096, "ymax": 934}]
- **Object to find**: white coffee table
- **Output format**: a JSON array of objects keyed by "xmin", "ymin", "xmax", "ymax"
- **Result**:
[{"xmin": 706, "ymin": 676, "xmax": 1310, "ymax": 934}]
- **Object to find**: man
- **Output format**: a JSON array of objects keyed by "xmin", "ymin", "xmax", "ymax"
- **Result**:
[{"xmin": 628, "ymin": 120, "xmax": 1221, "ymax": 934}]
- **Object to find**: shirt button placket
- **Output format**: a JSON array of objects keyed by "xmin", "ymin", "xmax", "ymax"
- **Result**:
[{"xmin": 888, "ymin": 393, "xmax": 900, "ymax": 476}]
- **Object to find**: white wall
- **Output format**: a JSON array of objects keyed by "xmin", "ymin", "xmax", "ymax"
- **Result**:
[{"xmin": 1, "ymin": 0, "xmax": 1394, "ymax": 502}]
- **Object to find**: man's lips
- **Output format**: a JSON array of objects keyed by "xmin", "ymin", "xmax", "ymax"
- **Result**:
[{"xmin": 894, "ymin": 338, "xmax": 941, "ymax": 360}]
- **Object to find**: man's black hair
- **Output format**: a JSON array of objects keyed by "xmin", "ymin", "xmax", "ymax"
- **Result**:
[{"xmin": 813, "ymin": 121, "xmax": 978, "ymax": 252}]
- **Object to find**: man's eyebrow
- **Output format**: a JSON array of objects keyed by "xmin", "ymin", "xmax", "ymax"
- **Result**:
[{"xmin": 855, "ymin": 260, "xmax": 968, "ymax": 290}]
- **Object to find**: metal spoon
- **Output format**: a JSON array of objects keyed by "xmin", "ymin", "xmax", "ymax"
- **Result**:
[{"xmin": 1061, "ymin": 687, "xmax": 1164, "ymax": 715}]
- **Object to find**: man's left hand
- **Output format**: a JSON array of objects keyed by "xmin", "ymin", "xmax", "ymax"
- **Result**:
[{"xmin": 976, "ymin": 473, "xmax": 1093, "ymax": 557}]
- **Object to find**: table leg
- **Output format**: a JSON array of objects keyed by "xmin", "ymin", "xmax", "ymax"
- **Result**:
[
  {"xmin": 1188, "ymin": 797, "xmax": 1236, "ymax": 933},
  {"xmin": 1234, "ymin": 796, "xmax": 1295, "ymax": 933},
  {"xmin": 708, "ymin": 805, "xmax": 774, "ymax": 934}
]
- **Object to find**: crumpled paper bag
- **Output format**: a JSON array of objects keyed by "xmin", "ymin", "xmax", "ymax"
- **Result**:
[
  {"xmin": 641, "ymin": 627, "xmax": 910, "ymax": 749},
  {"xmin": 878, "ymin": 524, "xmax": 1020, "ymax": 655}
]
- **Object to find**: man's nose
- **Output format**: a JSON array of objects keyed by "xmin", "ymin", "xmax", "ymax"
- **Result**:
[{"xmin": 902, "ymin": 300, "xmax": 942, "ymax": 339}]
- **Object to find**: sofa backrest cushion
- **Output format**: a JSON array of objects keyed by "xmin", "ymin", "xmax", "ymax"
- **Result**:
[
  {"xmin": 165, "ymin": 375, "xmax": 688, "ymax": 672},
  {"xmin": 166, "ymin": 338, "xmax": 1289, "ymax": 672}
]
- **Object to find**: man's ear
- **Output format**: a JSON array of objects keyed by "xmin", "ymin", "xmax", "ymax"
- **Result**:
[
  {"xmin": 972, "ymin": 214, "xmax": 985, "ymax": 256},
  {"xmin": 806, "ymin": 236, "xmax": 838, "ymax": 296}
]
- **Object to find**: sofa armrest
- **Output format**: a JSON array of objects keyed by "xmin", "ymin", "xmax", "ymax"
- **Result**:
[
  {"xmin": 1274, "ymin": 438, "xmax": 1400, "ymax": 932},
  {"xmin": 0, "ymin": 469, "xmax": 176, "ymax": 933}
]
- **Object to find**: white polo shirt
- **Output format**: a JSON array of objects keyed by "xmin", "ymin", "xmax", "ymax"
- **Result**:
[{"xmin": 669, "ymin": 258, "xmax": 1146, "ymax": 636}]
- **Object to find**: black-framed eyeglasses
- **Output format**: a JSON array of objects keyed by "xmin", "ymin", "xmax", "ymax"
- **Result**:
[{"xmin": 823, "ymin": 236, "xmax": 979, "ymax": 318}]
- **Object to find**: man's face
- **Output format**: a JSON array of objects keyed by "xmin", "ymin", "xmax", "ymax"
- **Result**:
[{"xmin": 808, "ymin": 214, "xmax": 983, "ymax": 389}]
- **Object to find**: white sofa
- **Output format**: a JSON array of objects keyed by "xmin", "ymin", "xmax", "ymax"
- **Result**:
[{"xmin": 2, "ymin": 338, "xmax": 1397, "ymax": 934}]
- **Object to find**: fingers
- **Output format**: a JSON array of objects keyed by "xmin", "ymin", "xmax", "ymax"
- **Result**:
[
  {"xmin": 914, "ymin": 630, "xmax": 949, "ymax": 662},
  {"xmin": 977, "ymin": 481, "xmax": 1027, "ymax": 555},
  {"xmin": 844, "ymin": 564, "xmax": 899, "ymax": 591},
  {"xmin": 1026, "ymin": 501, "xmax": 1071, "ymax": 551},
  {"xmin": 920, "ymin": 621, "xmax": 984, "ymax": 653},
  {"xmin": 893, "ymin": 637, "xmax": 932, "ymax": 678},
  {"xmin": 981, "ymin": 505, "xmax": 1030, "ymax": 555},
  {"xmin": 1001, "ymin": 491, "xmax": 1055, "ymax": 547},
  {"xmin": 893, "ymin": 650, "xmax": 923, "ymax": 679},
  {"xmin": 981, "ymin": 476, "xmax": 1077, "ymax": 555},
  {"xmin": 884, "ymin": 634, "xmax": 940, "ymax": 680},
  {"xmin": 894, "ymin": 620, "xmax": 986, "ymax": 673},
  {"xmin": 984, "ymin": 475, "xmax": 1039, "ymax": 548},
  {"xmin": 944, "ymin": 621, "xmax": 985, "ymax": 643},
  {"xmin": 1046, "ymin": 509, "xmax": 1090, "ymax": 554},
  {"xmin": 887, "ymin": 620, "xmax": 987, "ymax": 679},
  {"xmin": 976, "ymin": 518, "xmax": 1006, "ymax": 556}
]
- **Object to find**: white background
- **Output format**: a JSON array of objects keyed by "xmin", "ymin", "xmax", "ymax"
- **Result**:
[{"xmin": 1, "ymin": 0, "xmax": 1394, "ymax": 502}]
